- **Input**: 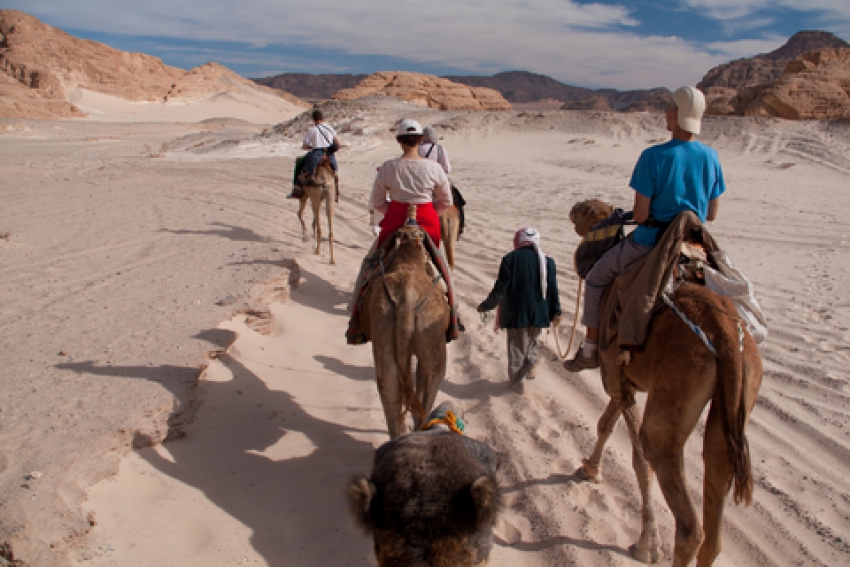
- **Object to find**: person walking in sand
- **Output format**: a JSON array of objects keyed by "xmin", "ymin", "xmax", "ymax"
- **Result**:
[
  {"xmin": 477, "ymin": 227, "xmax": 561, "ymax": 394},
  {"xmin": 563, "ymin": 85, "xmax": 726, "ymax": 372},
  {"xmin": 288, "ymin": 109, "xmax": 340, "ymax": 199}
]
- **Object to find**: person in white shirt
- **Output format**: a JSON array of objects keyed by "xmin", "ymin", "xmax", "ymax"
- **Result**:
[
  {"xmin": 288, "ymin": 109, "xmax": 341, "ymax": 199},
  {"xmin": 418, "ymin": 127, "xmax": 451, "ymax": 174}
]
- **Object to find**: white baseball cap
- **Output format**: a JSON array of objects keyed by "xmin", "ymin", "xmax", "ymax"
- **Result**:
[
  {"xmin": 396, "ymin": 118, "xmax": 424, "ymax": 136},
  {"xmin": 672, "ymin": 86, "xmax": 706, "ymax": 135}
]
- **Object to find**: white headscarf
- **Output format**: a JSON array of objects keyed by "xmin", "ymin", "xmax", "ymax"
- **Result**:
[{"xmin": 513, "ymin": 227, "xmax": 548, "ymax": 299}]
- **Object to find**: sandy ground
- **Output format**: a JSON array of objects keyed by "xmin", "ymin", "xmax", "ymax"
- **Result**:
[{"xmin": 1, "ymin": 98, "xmax": 849, "ymax": 567}]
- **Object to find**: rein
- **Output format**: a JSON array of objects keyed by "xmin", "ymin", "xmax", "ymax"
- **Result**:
[{"xmin": 552, "ymin": 278, "xmax": 583, "ymax": 359}]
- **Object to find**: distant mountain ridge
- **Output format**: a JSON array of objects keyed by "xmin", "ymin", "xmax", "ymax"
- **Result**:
[
  {"xmin": 255, "ymin": 70, "xmax": 672, "ymax": 112},
  {"xmin": 442, "ymin": 71, "xmax": 595, "ymax": 103},
  {"xmin": 252, "ymin": 73, "xmax": 366, "ymax": 102}
]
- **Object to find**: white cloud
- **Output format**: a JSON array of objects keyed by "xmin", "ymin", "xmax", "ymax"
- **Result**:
[
  {"xmin": 5, "ymin": 0, "xmax": 847, "ymax": 89},
  {"xmin": 681, "ymin": 0, "xmax": 850, "ymax": 23}
]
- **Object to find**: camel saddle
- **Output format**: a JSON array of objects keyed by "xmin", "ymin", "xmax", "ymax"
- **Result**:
[
  {"xmin": 597, "ymin": 211, "xmax": 721, "ymax": 398},
  {"xmin": 346, "ymin": 223, "xmax": 461, "ymax": 346}
]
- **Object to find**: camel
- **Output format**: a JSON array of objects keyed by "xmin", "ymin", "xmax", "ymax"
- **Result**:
[
  {"xmin": 296, "ymin": 157, "xmax": 338, "ymax": 264},
  {"xmin": 439, "ymin": 205, "xmax": 460, "ymax": 270},
  {"xmin": 359, "ymin": 207, "xmax": 451, "ymax": 438},
  {"xmin": 348, "ymin": 401, "xmax": 503, "ymax": 567},
  {"xmin": 576, "ymin": 283, "xmax": 763, "ymax": 566},
  {"xmin": 567, "ymin": 201, "xmax": 764, "ymax": 567}
]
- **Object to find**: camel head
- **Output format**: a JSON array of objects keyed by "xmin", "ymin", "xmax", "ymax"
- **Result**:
[
  {"xmin": 348, "ymin": 402, "xmax": 502, "ymax": 567},
  {"xmin": 570, "ymin": 199, "xmax": 613, "ymax": 237}
]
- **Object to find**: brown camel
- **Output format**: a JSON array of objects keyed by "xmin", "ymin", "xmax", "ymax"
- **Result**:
[
  {"xmin": 348, "ymin": 401, "xmax": 503, "ymax": 567},
  {"xmin": 296, "ymin": 158, "xmax": 338, "ymax": 264},
  {"xmin": 359, "ymin": 208, "xmax": 451, "ymax": 438},
  {"xmin": 439, "ymin": 205, "xmax": 460, "ymax": 270},
  {"xmin": 575, "ymin": 282, "xmax": 763, "ymax": 567}
]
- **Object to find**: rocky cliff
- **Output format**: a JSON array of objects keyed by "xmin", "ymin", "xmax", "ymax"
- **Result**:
[
  {"xmin": 699, "ymin": 30, "xmax": 849, "ymax": 117},
  {"xmin": 0, "ymin": 10, "xmax": 306, "ymax": 119},
  {"xmin": 331, "ymin": 71, "xmax": 513, "ymax": 111},
  {"xmin": 716, "ymin": 48, "xmax": 850, "ymax": 119}
]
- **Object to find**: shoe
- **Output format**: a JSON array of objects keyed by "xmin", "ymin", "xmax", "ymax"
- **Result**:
[
  {"xmin": 563, "ymin": 350, "xmax": 599, "ymax": 372},
  {"xmin": 287, "ymin": 187, "xmax": 305, "ymax": 199},
  {"xmin": 526, "ymin": 364, "xmax": 537, "ymax": 380},
  {"xmin": 510, "ymin": 380, "xmax": 525, "ymax": 394}
]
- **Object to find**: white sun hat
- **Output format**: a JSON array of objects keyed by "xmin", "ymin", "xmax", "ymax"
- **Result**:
[
  {"xmin": 396, "ymin": 118, "xmax": 424, "ymax": 136},
  {"xmin": 672, "ymin": 86, "xmax": 706, "ymax": 135}
]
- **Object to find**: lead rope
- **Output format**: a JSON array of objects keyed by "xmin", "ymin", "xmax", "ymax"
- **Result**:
[{"xmin": 552, "ymin": 278, "xmax": 583, "ymax": 359}]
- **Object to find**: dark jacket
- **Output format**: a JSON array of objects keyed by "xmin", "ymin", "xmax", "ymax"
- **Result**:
[{"xmin": 479, "ymin": 247, "xmax": 561, "ymax": 329}]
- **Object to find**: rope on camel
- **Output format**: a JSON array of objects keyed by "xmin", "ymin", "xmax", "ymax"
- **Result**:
[{"xmin": 552, "ymin": 278, "xmax": 583, "ymax": 360}]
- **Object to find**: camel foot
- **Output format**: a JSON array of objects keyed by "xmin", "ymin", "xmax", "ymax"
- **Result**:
[
  {"xmin": 629, "ymin": 542, "xmax": 662, "ymax": 564},
  {"xmin": 302, "ymin": 235, "xmax": 310, "ymax": 243},
  {"xmin": 575, "ymin": 458, "xmax": 600, "ymax": 483}
]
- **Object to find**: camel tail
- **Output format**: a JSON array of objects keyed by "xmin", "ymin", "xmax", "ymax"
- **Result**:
[
  {"xmin": 393, "ymin": 290, "xmax": 426, "ymax": 425},
  {"xmin": 715, "ymin": 311, "xmax": 753, "ymax": 506}
]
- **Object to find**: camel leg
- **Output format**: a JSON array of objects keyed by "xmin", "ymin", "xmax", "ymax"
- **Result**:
[
  {"xmin": 696, "ymin": 402, "xmax": 728, "ymax": 567},
  {"xmin": 297, "ymin": 197, "xmax": 309, "ymax": 242},
  {"xmin": 311, "ymin": 193, "xmax": 322, "ymax": 255},
  {"xmin": 577, "ymin": 397, "xmax": 620, "ymax": 482},
  {"xmin": 372, "ymin": 340, "xmax": 407, "ymax": 439},
  {"xmin": 412, "ymin": 339, "xmax": 447, "ymax": 430},
  {"xmin": 622, "ymin": 402, "xmax": 662, "ymax": 564},
  {"xmin": 326, "ymin": 188, "xmax": 335, "ymax": 264},
  {"xmin": 640, "ymin": 377, "xmax": 715, "ymax": 567}
]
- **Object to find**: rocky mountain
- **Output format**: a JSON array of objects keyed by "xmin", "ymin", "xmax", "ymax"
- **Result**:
[
  {"xmin": 709, "ymin": 47, "xmax": 850, "ymax": 119},
  {"xmin": 331, "ymin": 71, "xmax": 512, "ymax": 111},
  {"xmin": 561, "ymin": 87, "xmax": 672, "ymax": 112},
  {"xmin": 443, "ymin": 71, "xmax": 595, "ymax": 103},
  {"xmin": 699, "ymin": 31, "xmax": 849, "ymax": 92},
  {"xmin": 0, "ymin": 10, "xmax": 306, "ymax": 119},
  {"xmin": 252, "ymin": 73, "xmax": 366, "ymax": 102},
  {"xmin": 698, "ymin": 30, "xmax": 849, "ymax": 116}
]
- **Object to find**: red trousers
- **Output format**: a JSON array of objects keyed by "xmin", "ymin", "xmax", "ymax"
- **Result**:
[{"xmin": 378, "ymin": 201, "xmax": 441, "ymax": 247}]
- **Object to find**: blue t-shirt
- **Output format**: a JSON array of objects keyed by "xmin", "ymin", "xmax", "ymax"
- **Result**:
[{"xmin": 629, "ymin": 139, "xmax": 726, "ymax": 246}]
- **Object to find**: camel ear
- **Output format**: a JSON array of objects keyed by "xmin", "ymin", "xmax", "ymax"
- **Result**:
[
  {"xmin": 347, "ymin": 476, "xmax": 377, "ymax": 532},
  {"xmin": 470, "ymin": 476, "xmax": 502, "ymax": 531}
]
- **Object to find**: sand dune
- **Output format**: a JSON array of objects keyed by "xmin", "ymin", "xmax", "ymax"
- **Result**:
[{"xmin": 1, "ymin": 105, "xmax": 848, "ymax": 566}]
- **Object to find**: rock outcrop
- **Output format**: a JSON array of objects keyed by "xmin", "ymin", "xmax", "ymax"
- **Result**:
[
  {"xmin": 166, "ymin": 62, "xmax": 306, "ymax": 106},
  {"xmin": 331, "ymin": 71, "xmax": 512, "ymax": 111},
  {"xmin": 0, "ymin": 10, "xmax": 306, "ymax": 119},
  {"xmin": 699, "ymin": 30, "xmax": 850, "ymax": 117},
  {"xmin": 726, "ymin": 48, "xmax": 850, "ymax": 119}
]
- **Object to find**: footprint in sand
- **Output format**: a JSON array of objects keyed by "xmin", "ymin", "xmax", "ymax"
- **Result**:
[
  {"xmin": 494, "ymin": 517, "xmax": 523, "ymax": 544},
  {"xmin": 535, "ymin": 424, "xmax": 561, "ymax": 442}
]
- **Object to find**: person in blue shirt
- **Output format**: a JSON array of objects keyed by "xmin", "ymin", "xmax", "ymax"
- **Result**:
[{"xmin": 564, "ymin": 85, "xmax": 726, "ymax": 372}]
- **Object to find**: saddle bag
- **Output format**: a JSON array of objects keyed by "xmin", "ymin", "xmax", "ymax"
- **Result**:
[{"xmin": 574, "ymin": 208, "xmax": 633, "ymax": 279}]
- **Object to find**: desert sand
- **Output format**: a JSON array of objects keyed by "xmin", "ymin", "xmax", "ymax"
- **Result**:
[{"xmin": 1, "ymin": 96, "xmax": 849, "ymax": 567}]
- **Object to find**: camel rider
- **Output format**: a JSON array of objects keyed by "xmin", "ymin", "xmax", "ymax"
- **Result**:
[
  {"xmin": 347, "ymin": 119, "xmax": 457, "ymax": 341},
  {"xmin": 563, "ymin": 85, "xmax": 726, "ymax": 372},
  {"xmin": 418, "ymin": 127, "xmax": 451, "ymax": 173},
  {"xmin": 419, "ymin": 127, "xmax": 467, "ymax": 238},
  {"xmin": 288, "ymin": 109, "xmax": 340, "ymax": 199},
  {"xmin": 371, "ymin": 119, "xmax": 452, "ymax": 246}
]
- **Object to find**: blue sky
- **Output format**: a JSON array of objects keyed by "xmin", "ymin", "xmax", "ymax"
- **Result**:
[{"xmin": 6, "ymin": 0, "xmax": 850, "ymax": 90}]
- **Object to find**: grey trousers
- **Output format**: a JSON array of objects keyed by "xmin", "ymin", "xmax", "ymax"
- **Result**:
[
  {"xmin": 582, "ymin": 236, "xmax": 652, "ymax": 329},
  {"xmin": 506, "ymin": 327, "xmax": 542, "ymax": 385}
]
